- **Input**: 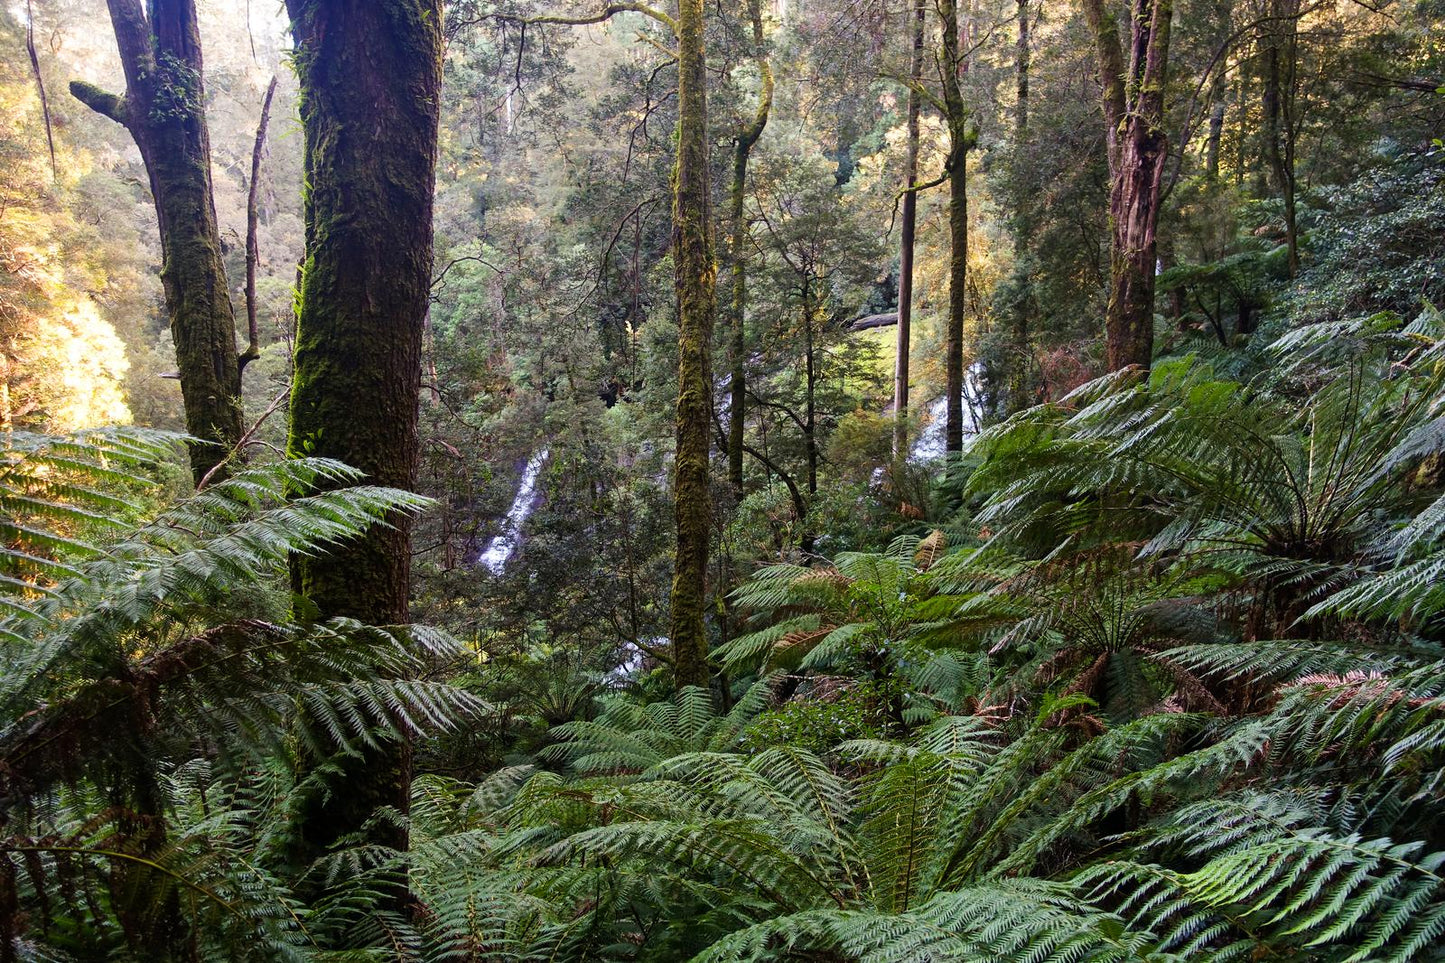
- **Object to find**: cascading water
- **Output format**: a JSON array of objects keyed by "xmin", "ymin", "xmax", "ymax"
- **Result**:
[
  {"xmin": 908, "ymin": 362, "xmax": 985, "ymax": 462},
  {"xmin": 473, "ymin": 448, "xmax": 548, "ymax": 573}
]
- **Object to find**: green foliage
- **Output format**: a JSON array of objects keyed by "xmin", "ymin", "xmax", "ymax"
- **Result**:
[
  {"xmin": 14, "ymin": 0, "xmax": 1445, "ymax": 958},
  {"xmin": 0, "ymin": 431, "xmax": 482, "ymax": 959},
  {"xmin": 738, "ymin": 685, "xmax": 881, "ymax": 754},
  {"xmin": 1289, "ymin": 159, "xmax": 1445, "ymax": 328}
]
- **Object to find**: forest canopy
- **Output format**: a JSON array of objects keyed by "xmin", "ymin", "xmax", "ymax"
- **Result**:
[{"xmin": 1, "ymin": 0, "xmax": 1444, "ymax": 959}]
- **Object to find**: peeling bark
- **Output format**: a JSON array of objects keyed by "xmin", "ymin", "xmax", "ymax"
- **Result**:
[{"xmin": 1081, "ymin": 0, "xmax": 1174, "ymax": 371}]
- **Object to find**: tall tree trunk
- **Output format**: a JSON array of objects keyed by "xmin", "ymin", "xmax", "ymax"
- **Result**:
[
  {"xmin": 240, "ymin": 75, "xmax": 277, "ymax": 374},
  {"xmin": 283, "ymin": 0, "xmax": 443, "ymax": 885},
  {"xmin": 1262, "ymin": 0, "xmax": 1301, "ymax": 277},
  {"xmin": 24, "ymin": 0, "xmax": 56, "ymax": 181},
  {"xmin": 1006, "ymin": 0, "xmax": 1032, "ymax": 413},
  {"xmin": 940, "ymin": 0, "xmax": 972, "ymax": 453},
  {"xmin": 669, "ymin": 0, "xmax": 717, "ymax": 690},
  {"xmin": 803, "ymin": 291, "xmax": 818, "ymax": 505},
  {"xmin": 727, "ymin": 0, "xmax": 772, "ymax": 496},
  {"xmin": 1081, "ymin": 0, "xmax": 1173, "ymax": 371},
  {"xmin": 70, "ymin": 0, "xmax": 243, "ymax": 484},
  {"xmin": 1205, "ymin": 79, "xmax": 1227, "ymax": 178},
  {"xmin": 893, "ymin": 0, "xmax": 924, "ymax": 460},
  {"xmin": 1204, "ymin": 0, "xmax": 1232, "ymax": 180}
]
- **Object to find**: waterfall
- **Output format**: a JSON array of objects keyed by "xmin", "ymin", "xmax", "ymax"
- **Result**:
[
  {"xmin": 473, "ymin": 448, "xmax": 548, "ymax": 573},
  {"xmin": 908, "ymin": 363, "xmax": 985, "ymax": 462}
]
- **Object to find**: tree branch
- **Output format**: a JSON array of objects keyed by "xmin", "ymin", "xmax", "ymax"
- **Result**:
[
  {"xmin": 495, "ymin": 2, "xmax": 677, "ymax": 35},
  {"xmin": 68, "ymin": 80, "xmax": 127, "ymax": 126}
]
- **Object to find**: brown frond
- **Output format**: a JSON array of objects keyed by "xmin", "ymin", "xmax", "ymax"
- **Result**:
[{"xmin": 915, "ymin": 530, "xmax": 947, "ymax": 572}]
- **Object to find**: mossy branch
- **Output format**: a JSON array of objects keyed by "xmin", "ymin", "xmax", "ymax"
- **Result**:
[{"xmin": 68, "ymin": 80, "xmax": 128, "ymax": 126}]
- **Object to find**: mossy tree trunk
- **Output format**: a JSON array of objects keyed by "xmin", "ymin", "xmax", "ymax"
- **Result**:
[
  {"xmin": 515, "ymin": 1, "xmax": 711, "ymax": 691},
  {"xmin": 70, "ymin": 0, "xmax": 242, "ymax": 484},
  {"xmin": 940, "ymin": 0, "xmax": 974, "ymax": 454},
  {"xmin": 1081, "ymin": 0, "xmax": 1173, "ymax": 372},
  {"xmin": 1261, "ymin": 0, "xmax": 1301, "ymax": 277},
  {"xmin": 1005, "ymin": 0, "xmax": 1032, "ymax": 413},
  {"xmin": 670, "ymin": 0, "xmax": 717, "ymax": 690},
  {"xmin": 282, "ymin": 0, "xmax": 443, "ymax": 883},
  {"xmin": 726, "ymin": 0, "xmax": 772, "ymax": 496},
  {"xmin": 893, "ymin": 0, "xmax": 924, "ymax": 460}
]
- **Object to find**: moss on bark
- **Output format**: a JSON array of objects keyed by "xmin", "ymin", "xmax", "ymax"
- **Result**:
[
  {"xmin": 893, "ymin": 0, "xmax": 924, "ymax": 460},
  {"xmin": 669, "ymin": 0, "xmax": 717, "ymax": 690},
  {"xmin": 282, "ymin": 0, "xmax": 443, "ymax": 891},
  {"xmin": 726, "ymin": 3, "xmax": 771, "ymax": 496},
  {"xmin": 69, "ymin": 0, "xmax": 243, "ymax": 484},
  {"xmin": 940, "ymin": 0, "xmax": 973, "ymax": 454},
  {"xmin": 1082, "ymin": 0, "xmax": 1174, "ymax": 371}
]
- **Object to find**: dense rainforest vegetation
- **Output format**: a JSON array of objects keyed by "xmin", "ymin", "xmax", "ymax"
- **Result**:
[{"xmin": 2, "ymin": 0, "xmax": 1445, "ymax": 958}]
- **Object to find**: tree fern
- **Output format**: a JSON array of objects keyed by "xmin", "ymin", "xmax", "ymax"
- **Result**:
[{"xmin": 0, "ymin": 434, "xmax": 482, "ymax": 960}]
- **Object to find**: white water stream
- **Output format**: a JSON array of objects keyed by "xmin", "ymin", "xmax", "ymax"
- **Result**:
[
  {"xmin": 475, "ymin": 363, "xmax": 980, "ymax": 572},
  {"xmin": 907, "ymin": 363, "xmax": 986, "ymax": 462},
  {"xmin": 473, "ymin": 448, "xmax": 548, "ymax": 573}
]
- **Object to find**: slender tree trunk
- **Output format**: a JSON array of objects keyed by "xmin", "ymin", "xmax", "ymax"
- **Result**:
[
  {"xmin": 727, "ymin": 0, "xmax": 772, "ymax": 496},
  {"xmin": 796, "ymin": 287, "xmax": 818, "ymax": 554},
  {"xmin": 803, "ymin": 294, "xmax": 818, "ymax": 502},
  {"xmin": 1081, "ymin": 0, "xmax": 1173, "ymax": 371},
  {"xmin": 70, "ymin": 0, "xmax": 243, "ymax": 484},
  {"xmin": 1203, "ymin": 0, "xmax": 1232, "ymax": 180},
  {"xmin": 1006, "ymin": 0, "xmax": 1032, "ymax": 413},
  {"xmin": 24, "ymin": 0, "xmax": 56, "ymax": 180},
  {"xmin": 1262, "ymin": 0, "xmax": 1300, "ymax": 276},
  {"xmin": 1233, "ymin": 69, "xmax": 1247, "ymax": 187},
  {"xmin": 893, "ymin": 0, "xmax": 924, "ymax": 460},
  {"xmin": 940, "ymin": 0, "xmax": 972, "ymax": 452},
  {"xmin": 283, "ymin": 0, "xmax": 443, "ymax": 885},
  {"xmin": 669, "ymin": 0, "xmax": 716, "ymax": 690},
  {"xmin": 240, "ymin": 75, "xmax": 277, "ymax": 374},
  {"xmin": 1205, "ymin": 80, "xmax": 1227, "ymax": 178}
]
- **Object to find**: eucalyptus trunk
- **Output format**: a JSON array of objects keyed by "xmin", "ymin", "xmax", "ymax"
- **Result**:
[
  {"xmin": 940, "ymin": 0, "xmax": 972, "ymax": 453},
  {"xmin": 1006, "ymin": 0, "xmax": 1032, "ymax": 413},
  {"xmin": 893, "ymin": 0, "xmax": 924, "ymax": 460},
  {"xmin": 1082, "ymin": 0, "xmax": 1173, "ymax": 371},
  {"xmin": 70, "ymin": 0, "xmax": 242, "ymax": 484},
  {"xmin": 727, "ymin": 0, "xmax": 772, "ymax": 495},
  {"xmin": 283, "ymin": 0, "xmax": 443, "ymax": 879},
  {"xmin": 669, "ymin": 0, "xmax": 717, "ymax": 690}
]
